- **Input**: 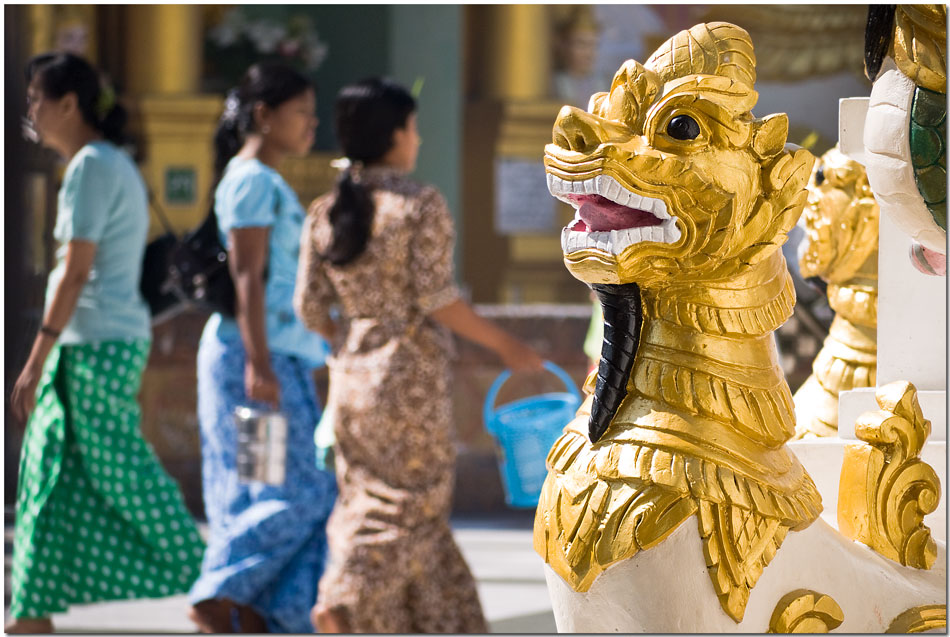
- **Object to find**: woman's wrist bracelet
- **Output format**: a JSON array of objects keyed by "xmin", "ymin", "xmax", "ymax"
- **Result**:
[{"xmin": 39, "ymin": 325, "xmax": 61, "ymax": 339}]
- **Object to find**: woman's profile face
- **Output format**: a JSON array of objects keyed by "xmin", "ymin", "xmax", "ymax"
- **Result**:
[
  {"xmin": 262, "ymin": 88, "xmax": 318, "ymax": 158},
  {"xmin": 26, "ymin": 78, "xmax": 68, "ymax": 149},
  {"xmin": 391, "ymin": 112, "xmax": 420, "ymax": 173}
]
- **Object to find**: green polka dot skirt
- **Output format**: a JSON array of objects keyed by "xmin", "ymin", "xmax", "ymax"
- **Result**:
[{"xmin": 9, "ymin": 340, "xmax": 205, "ymax": 619}]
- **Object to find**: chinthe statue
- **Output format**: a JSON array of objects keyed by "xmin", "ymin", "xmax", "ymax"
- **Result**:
[
  {"xmin": 534, "ymin": 21, "xmax": 945, "ymax": 632},
  {"xmin": 793, "ymin": 147, "xmax": 879, "ymax": 439},
  {"xmin": 862, "ymin": 4, "xmax": 946, "ymax": 275}
]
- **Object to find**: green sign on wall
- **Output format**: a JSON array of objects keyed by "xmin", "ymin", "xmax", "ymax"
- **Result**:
[{"xmin": 165, "ymin": 167, "xmax": 196, "ymax": 205}]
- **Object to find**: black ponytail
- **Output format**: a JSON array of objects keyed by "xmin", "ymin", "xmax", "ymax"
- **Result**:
[
  {"xmin": 325, "ymin": 77, "xmax": 416, "ymax": 266},
  {"xmin": 211, "ymin": 63, "xmax": 313, "ymax": 191},
  {"xmin": 26, "ymin": 52, "xmax": 127, "ymax": 146},
  {"xmin": 324, "ymin": 169, "xmax": 374, "ymax": 265}
]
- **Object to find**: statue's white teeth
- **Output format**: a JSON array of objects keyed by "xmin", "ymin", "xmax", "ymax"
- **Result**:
[
  {"xmin": 547, "ymin": 174, "xmax": 672, "ymax": 223},
  {"xmin": 551, "ymin": 173, "xmax": 681, "ymax": 254},
  {"xmin": 562, "ymin": 217, "xmax": 681, "ymax": 255}
]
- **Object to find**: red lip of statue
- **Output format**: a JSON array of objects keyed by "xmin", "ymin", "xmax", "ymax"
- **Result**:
[{"xmin": 566, "ymin": 194, "xmax": 664, "ymax": 233}]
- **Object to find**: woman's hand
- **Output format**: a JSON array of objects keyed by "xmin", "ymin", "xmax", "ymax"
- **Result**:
[
  {"xmin": 245, "ymin": 361, "xmax": 280, "ymax": 408},
  {"xmin": 11, "ymin": 363, "xmax": 42, "ymax": 425},
  {"xmin": 497, "ymin": 336, "xmax": 546, "ymax": 373}
]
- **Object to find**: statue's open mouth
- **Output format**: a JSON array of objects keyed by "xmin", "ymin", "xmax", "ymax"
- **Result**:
[{"xmin": 548, "ymin": 174, "xmax": 682, "ymax": 255}]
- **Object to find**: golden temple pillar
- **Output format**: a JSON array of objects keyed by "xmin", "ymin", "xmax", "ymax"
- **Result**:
[
  {"xmin": 484, "ymin": 5, "xmax": 552, "ymax": 100},
  {"xmin": 125, "ymin": 5, "xmax": 202, "ymax": 96},
  {"xmin": 25, "ymin": 5, "xmax": 98, "ymax": 62},
  {"xmin": 463, "ymin": 5, "xmax": 582, "ymax": 303},
  {"xmin": 124, "ymin": 5, "xmax": 220, "ymax": 237}
]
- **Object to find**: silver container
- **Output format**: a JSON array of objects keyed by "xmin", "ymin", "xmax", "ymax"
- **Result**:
[{"xmin": 234, "ymin": 406, "xmax": 287, "ymax": 485}]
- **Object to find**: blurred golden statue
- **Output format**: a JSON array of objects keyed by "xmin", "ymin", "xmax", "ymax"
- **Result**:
[{"xmin": 793, "ymin": 146, "xmax": 879, "ymax": 438}]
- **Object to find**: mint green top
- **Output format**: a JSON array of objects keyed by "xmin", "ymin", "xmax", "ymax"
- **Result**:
[{"xmin": 46, "ymin": 141, "xmax": 151, "ymax": 344}]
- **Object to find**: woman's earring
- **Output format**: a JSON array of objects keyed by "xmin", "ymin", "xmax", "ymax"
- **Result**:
[{"xmin": 262, "ymin": 125, "xmax": 271, "ymax": 135}]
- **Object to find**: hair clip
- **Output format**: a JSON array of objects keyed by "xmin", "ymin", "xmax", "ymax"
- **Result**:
[
  {"xmin": 95, "ymin": 83, "xmax": 116, "ymax": 121},
  {"xmin": 222, "ymin": 89, "xmax": 241, "ymax": 123}
]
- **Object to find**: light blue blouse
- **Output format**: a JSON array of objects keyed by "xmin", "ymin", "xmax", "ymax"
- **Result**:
[
  {"xmin": 46, "ymin": 141, "xmax": 151, "ymax": 344},
  {"xmin": 203, "ymin": 156, "xmax": 329, "ymax": 367}
]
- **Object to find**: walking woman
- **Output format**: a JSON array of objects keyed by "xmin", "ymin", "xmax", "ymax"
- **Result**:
[
  {"xmin": 294, "ymin": 77, "xmax": 544, "ymax": 633},
  {"xmin": 8, "ymin": 53, "xmax": 205, "ymax": 633},
  {"xmin": 187, "ymin": 62, "xmax": 336, "ymax": 633}
]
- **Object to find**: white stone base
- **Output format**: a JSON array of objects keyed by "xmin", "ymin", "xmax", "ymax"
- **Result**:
[{"xmin": 545, "ymin": 518, "xmax": 946, "ymax": 633}]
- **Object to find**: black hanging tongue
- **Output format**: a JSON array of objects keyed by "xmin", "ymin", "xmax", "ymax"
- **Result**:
[{"xmin": 589, "ymin": 282, "xmax": 643, "ymax": 443}]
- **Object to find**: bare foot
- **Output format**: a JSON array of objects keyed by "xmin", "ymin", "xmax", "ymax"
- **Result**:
[
  {"xmin": 5, "ymin": 617, "xmax": 54, "ymax": 633},
  {"xmin": 189, "ymin": 598, "xmax": 236, "ymax": 633},
  {"xmin": 312, "ymin": 606, "xmax": 348, "ymax": 633}
]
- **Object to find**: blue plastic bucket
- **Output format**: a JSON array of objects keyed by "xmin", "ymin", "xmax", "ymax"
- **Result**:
[{"xmin": 483, "ymin": 361, "xmax": 582, "ymax": 508}]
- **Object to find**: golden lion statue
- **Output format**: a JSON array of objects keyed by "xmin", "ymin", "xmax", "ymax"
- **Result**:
[
  {"xmin": 793, "ymin": 147, "xmax": 879, "ymax": 438},
  {"xmin": 534, "ymin": 22, "xmax": 944, "ymax": 632}
]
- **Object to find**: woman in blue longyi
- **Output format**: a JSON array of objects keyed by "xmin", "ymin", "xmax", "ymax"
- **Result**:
[{"xmin": 187, "ymin": 62, "xmax": 336, "ymax": 633}]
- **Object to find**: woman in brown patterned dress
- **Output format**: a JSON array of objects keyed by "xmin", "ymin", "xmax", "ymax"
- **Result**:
[{"xmin": 294, "ymin": 78, "xmax": 543, "ymax": 633}]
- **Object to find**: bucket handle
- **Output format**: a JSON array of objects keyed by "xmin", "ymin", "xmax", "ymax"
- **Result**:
[{"xmin": 483, "ymin": 361, "xmax": 582, "ymax": 432}]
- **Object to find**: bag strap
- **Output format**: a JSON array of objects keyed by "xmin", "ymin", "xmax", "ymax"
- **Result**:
[{"xmin": 145, "ymin": 187, "xmax": 179, "ymax": 237}]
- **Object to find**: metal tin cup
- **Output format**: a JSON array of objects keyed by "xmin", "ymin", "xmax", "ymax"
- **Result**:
[{"xmin": 233, "ymin": 406, "xmax": 288, "ymax": 486}]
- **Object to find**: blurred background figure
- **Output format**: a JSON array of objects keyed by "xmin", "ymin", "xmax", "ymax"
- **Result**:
[
  {"xmin": 552, "ymin": 6, "xmax": 607, "ymax": 108},
  {"xmin": 187, "ymin": 62, "xmax": 335, "ymax": 634},
  {"xmin": 295, "ymin": 77, "xmax": 543, "ymax": 633},
  {"xmin": 7, "ymin": 52, "xmax": 204, "ymax": 634}
]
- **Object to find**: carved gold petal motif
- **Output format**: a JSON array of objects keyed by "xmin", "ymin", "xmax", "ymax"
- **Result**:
[
  {"xmin": 837, "ymin": 381, "xmax": 940, "ymax": 569},
  {"xmin": 699, "ymin": 501, "xmax": 789, "ymax": 622},
  {"xmin": 768, "ymin": 589, "xmax": 845, "ymax": 633},
  {"xmin": 886, "ymin": 604, "xmax": 947, "ymax": 633},
  {"xmin": 645, "ymin": 21, "xmax": 756, "ymax": 89},
  {"xmin": 892, "ymin": 5, "xmax": 947, "ymax": 94}
]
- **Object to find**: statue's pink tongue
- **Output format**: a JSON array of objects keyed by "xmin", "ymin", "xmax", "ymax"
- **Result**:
[{"xmin": 575, "ymin": 195, "xmax": 661, "ymax": 232}]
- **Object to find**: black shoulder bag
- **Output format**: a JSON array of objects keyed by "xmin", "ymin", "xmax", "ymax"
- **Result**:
[{"xmin": 140, "ymin": 191, "xmax": 236, "ymax": 325}]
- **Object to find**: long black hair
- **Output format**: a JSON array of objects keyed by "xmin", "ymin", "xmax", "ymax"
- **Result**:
[
  {"xmin": 26, "ymin": 52, "xmax": 127, "ymax": 146},
  {"xmin": 213, "ymin": 62, "xmax": 314, "ymax": 189},
  {"xmin": 325, "ymin": 77, "xmax": 417, "ymax": 266}
]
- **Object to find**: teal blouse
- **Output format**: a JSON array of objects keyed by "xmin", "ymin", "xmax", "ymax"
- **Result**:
[{"xmin": 46, "ymin": 141, "xmax": 151, "ymax": 344}]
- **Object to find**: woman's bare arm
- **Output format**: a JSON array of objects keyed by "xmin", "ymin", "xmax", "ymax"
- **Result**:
[
  {"xmin": 430, "ymin": 299, "xmax": 544, "ymax": 372},
  {"xmin": 11, "ymin": 240, "xmax": 97, "ymax": 423},
  {"xmin": 229, "ymin": 227, "xmax": 280, "ymax": 406}
]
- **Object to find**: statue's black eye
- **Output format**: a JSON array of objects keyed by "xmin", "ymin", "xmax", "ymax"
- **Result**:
[
  {"xmin": 666, "ymin": 115, "xmax": 700, "ymax": 140},
  {"xmin": 815, "ymin": 165, "xmax": 826, "ymax": 186}
]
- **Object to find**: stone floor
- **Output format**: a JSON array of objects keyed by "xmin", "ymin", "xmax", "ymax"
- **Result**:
[{"xmin": 4, "ymin": 508, "xmax": 557, "ymax": 633}]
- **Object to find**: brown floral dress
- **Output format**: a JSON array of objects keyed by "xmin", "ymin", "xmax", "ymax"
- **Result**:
[{"xmin": 294, "ymin": 166, "xmax": 487, "ymax": 633}]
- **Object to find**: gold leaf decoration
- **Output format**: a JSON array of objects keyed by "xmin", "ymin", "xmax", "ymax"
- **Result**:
[
  {"xmin": 699, "ymin": 501, "xmax": 789, "ymax": 622},
  {"xmin": 837, "ymin": 381, "xmax": 940, "ymax": 569},
  {"xmin": 768, "ymin": 589, "xmax": 845, "ymax": 633},
  {"xmin": 886, "ymin": 604, "xmax": 947, "ymax": 633},
  {"xmin": 892, "ymin": 5, "xmax": 947, "ymax": 94}
]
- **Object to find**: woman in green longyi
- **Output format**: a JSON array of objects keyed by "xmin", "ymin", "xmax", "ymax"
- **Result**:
[{"xmin": 7, "ymin": 53, "xmax": 205, "ymax": 633}]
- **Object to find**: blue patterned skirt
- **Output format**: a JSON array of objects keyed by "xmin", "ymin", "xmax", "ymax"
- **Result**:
[{"xmin": 188, "ymin": 331, "xmax": 336, "ymax": 633}]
